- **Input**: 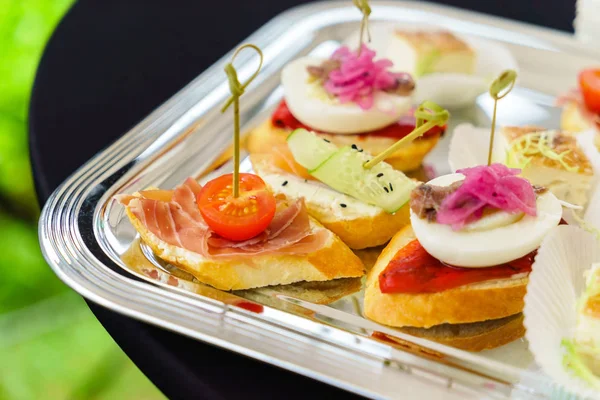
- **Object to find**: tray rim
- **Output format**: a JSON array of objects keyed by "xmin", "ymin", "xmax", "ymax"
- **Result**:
[{"xmin": 39, "ymin": 2, "xmax": 600, "ymax": 398}]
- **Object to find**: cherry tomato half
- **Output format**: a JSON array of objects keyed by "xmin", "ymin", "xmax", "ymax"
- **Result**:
[
  {"xmin": 197, "ymin": 173, "xmax": 276, "ymax": 241},
  {"xmin": 579, "ymin": 68, "xmax": 600, "ymax": 114}
]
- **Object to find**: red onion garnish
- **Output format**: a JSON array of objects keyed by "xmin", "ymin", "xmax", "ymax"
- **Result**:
[
  {"xmin": 436, "ymin": 163, "xmax": 537, "ymax": 231},
  {"xmin": 323, "ymin": 45, "xmax": 409, "ymax": 110}
]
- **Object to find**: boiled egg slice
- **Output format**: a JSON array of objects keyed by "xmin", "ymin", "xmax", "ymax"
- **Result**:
[
  {"xmin": 281, "ymin": 57, "xmax": 412, "ymax": 134},
  {"xmin": 410, "ymin": 173, "xmax": 562, "ymax": 267}
]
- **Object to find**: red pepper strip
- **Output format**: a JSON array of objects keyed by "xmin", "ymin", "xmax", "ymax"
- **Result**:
[
  {"xmin": 271, "ymin": 100, "xmax": 446, "ymax": 140},
  {"xmin": 379, "ymin": 239, "xmax": 534, "ymax": 294}
]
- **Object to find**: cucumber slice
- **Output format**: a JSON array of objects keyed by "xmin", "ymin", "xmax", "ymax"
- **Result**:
[
  {"xmin": 311, "ymin": 146, "xmax": 417, "ymax": 213},
  {"xmin": 286, "ymin": 128, "xmax": 337, "ymax": 170}
]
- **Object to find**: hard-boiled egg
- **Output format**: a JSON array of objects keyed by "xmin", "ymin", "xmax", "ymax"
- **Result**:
[
  {"xmin": 410, "ymin": 173, "xmax": 562, "ymax": 267},
  {"xmin": 281, "ymin": 57, "xmax": 412, "ymax": 134}
]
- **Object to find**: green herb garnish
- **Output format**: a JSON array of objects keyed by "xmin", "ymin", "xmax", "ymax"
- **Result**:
[
  {"xmin": 562, "ymin": 339, "xmax": 600, "ymax": 391},
  {"xmin": 506, "ymin": 131, "xmax": 580, "ymax": 173}
]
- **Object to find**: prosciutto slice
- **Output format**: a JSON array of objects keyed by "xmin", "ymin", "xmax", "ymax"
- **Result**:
[{"xmin": 118, "ymin": 178, "xmax": 328, "ymax": 259}]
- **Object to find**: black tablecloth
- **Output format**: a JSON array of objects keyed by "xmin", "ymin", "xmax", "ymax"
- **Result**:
[{"xmin": 30, "ymin": 1, "xmax": 574, "ymax": 398}]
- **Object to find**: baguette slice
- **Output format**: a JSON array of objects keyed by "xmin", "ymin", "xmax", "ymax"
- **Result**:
[
  {"xmin": 247, "ymin": 119, "xmax": 440, "ymax": 172},
  {"xmin": 250, "ymin": 154, "xmax": 411, "ymax": 250},
  {"xmin": 364, "ymin": 225, "xmax": 528, "ymax": 328},
  {"xmin": 374, "ymin": 313, "xmax": 525, "ymax": 352},
  {"xmin": 124, "ymin": 206, "xmax": 365, "ymax": 291}
]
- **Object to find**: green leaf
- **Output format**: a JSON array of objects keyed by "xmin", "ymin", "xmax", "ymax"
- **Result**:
[
  {"xmin": 0, "ymin": 211, "xmax": 65, "ymax": 313},
  {"xmin": 0, "ymin": 112, "xmax": 39, "ymax": 218},
  {"xmin": 0, "ymin": 0, "xmax": 75, "ymax": 119}
]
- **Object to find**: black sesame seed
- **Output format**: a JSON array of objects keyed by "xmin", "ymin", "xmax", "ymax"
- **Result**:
[
  {"xmin": 358, "ymin": 149, "xmax": 363, "ymax": 152},
  {"xmin": 384, "ymin": 187, "xmax": 389, "ymax": 193},
  {"xmin": 304, "ymin": 179, "xmax": 308, "ymax": 183},
  {"xmin": 282, "ymin": 180, "xmax": 288, "ymax": 187},
  {"xmin": 323, "ymin": 138, "xmax": 331, "ymax": 143},
  {"xmin": 377, "ymin": 173, "xmax": 384, "ymax": 178},
  {"xmin": 351, "ymin": 144, "xmax": 358, "ymax": 150},
  {"xmin": 340, "ymin": 203, "xmax": 347, "ymax": 208},
  {"xmin": 389, "ymin": 183, "xmax": 393, "ymax": 192}
]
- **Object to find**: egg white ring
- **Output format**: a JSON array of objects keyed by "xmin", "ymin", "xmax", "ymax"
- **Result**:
[
  {"xmin": 281, "ymin": 57, "xmax": 412, "ymax": 134},
  {"xmin": 410, "ymin": 173, "xmax": 563, "ymax": 268}
]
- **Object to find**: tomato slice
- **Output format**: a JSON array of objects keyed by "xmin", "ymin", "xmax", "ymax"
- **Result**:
[
  {"xmin": 579, "ymin": 68, "xmax": 600, "ymax": 114},
  {"xmin": 197, "ymin": 173, "xmax": 276, "ymax": 241}
]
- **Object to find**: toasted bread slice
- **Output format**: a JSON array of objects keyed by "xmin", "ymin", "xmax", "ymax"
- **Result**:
[
  {"xmin": 364, "ymin": 225, "xmax": 528, "ymax": 328},
  {"xmin": 495, "ymin": 126, "xmax": 594, "ymax": 208},
  {"xmin": 375, "ymin": 313, "xmax": 525, "ymax": 352},
  {"xmin": 391, "ymin": 30, "xmax": 476, "ymax": 77},
  {"xmin": 124, "ymin": 207, "xmax": 364, "ymax": 291},
  {"xmin": 250, "ymin": 155, "xmax": 411, "ymax": 250},
  {"xmin": 247, "ymin": 119, "xmax": 440, "ymax": 172}
]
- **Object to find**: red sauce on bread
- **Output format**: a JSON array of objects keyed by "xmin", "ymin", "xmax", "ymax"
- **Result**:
[
  {"xmin": 271, "ymin": 100, "xmax": 445, "ymax": 140},
  {"xmin": 379, "ymin": 239, "xmax": 535, "ymax": 294}
]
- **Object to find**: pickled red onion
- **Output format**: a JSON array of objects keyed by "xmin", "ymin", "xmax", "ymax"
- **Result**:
[
  {"xmin": 323, "ymin": 45, "xmax": 407, "ymax": 110},
  {"xmin": 436, "ymin": 163, "xmax": 537, "ymax": 230}
]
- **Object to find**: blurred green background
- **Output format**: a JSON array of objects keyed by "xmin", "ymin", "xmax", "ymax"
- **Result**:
[{"xmin": 1, "ymin": 1, "xmax": 163, "ymax": 399}]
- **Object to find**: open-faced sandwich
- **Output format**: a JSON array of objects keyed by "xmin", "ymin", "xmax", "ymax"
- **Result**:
[
  {"xmin": 450, "ymin": 124, "xmax": 597, "ymax": 210},
  {"xmin": 560, "ymin": 68, "xmax": 600, "ymax": 144},
  {"xmin": 250, "ymin": 128, "xmax": 415, "ymax": 251},
  {"xmin": 364, "ymin": 163, "xmax": 563, "ymax": 351},
  {"xmin": 116, "ymin": 174, "xmax": 365, "ymax": 291},
  {"xmin": 496, "ymin": 126, "xmax": 594, "ymax": 209},
  {"xmin": 115, "ymin": 43, "xmax": 365, "ymax": 296},
  {"xmin": 247, "ymin": 44, "xmax": 445, "ymax": 172},
  {"xmin": 250, "ymin": 99, "xmax": 448, "ymax": 252}
]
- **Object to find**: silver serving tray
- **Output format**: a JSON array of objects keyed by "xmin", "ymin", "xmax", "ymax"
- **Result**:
[{"xmin": 39, "ymin": 2, "xmax": 600, "ymax": 399}]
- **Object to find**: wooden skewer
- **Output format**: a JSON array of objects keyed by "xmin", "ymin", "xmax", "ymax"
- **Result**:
[
  {"xmin": 487, "ymin": 69, "xmax": 517, "ymax": 166},
  {"xmin": 221, "ymin": 44, "xmax": 264, "ymax": 197}
]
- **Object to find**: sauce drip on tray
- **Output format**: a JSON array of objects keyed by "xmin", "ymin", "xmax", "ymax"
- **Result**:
[{"xmin": 379, "ymin": 239, "xmax": 535, "ymax": 294}]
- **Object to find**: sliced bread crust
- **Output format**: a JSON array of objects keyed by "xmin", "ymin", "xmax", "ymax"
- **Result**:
[
  {"xmin": 125, "ymin": 207, "xmax": 365, "ymax": 291},
  {"xmin": 246, "ymin": 119, "xmax": 440, "ymax": 172},
  {"xmin": 364, "ymin": 225, "xmax": 528, "ymax": 328}
]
